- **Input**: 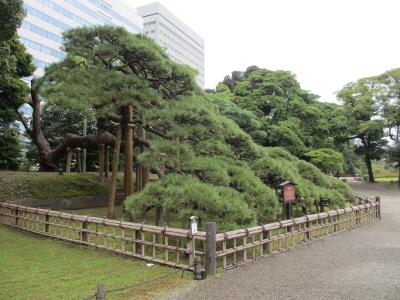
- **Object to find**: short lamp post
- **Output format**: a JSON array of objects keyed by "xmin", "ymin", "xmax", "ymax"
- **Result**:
[{"xmin": 189, "ymin": 216, "xmax": 198, "ymax": 263}]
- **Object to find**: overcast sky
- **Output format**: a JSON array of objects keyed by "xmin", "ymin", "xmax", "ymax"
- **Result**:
[{"xmin": 122, "ymin": 0, "xmax": 399, "ymax": 102}]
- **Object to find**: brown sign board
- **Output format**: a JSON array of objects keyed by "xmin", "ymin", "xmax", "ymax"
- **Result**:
[{"xmin": 283, "ymin": 185, "xmax": 296, "ymax": 203}]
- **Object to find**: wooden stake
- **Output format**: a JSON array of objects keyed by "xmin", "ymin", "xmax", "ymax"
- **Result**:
[
  {"xmin": 66, "ymin": 147, "xmax": 72, "ymax": 173},
  {"xmin": 99, "ymin": 144, "xmax": 105, "ymax": 183},
  {"xmin": 107, "ymin": 125, "xmax": 122, "ymax": 219}
]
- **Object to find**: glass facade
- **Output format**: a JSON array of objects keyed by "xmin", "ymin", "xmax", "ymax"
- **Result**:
[
  {"xmin": 20, "ymin": 37, "xmax": 66, "ymax": 59},
  {"xmin": 19, "ymin": 0, "xmax": 143, "ymax": 76}
]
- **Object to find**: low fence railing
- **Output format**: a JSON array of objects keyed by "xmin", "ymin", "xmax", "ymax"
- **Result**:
[
  {"xmin": 0, "ymin": 203, "xmax": 205, "ymax": 271},
  {"xmin": 0, "ymin": 195, "xmax": 380, "ymax": 274},
  {"xmin": 214, "ymin": 195, "xmax": 381, "ymax": 269}
]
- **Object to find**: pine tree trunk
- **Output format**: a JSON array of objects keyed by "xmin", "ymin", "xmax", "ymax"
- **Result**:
[{"xmin": 365, "ymin": 155, "xmax": 375, "ymax": 182}]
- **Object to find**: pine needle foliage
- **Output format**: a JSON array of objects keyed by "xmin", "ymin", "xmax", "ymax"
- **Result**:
[{"xmin": 38, "ymin": 26, "xmax": 355, "ymax": 229}]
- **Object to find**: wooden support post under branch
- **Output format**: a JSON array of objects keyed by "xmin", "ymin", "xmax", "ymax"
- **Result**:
[
  {"xmin": 140, "ymin": 118, "xmax": 150, "ymax": 190},
  {"xmin": 76, "ymin": 148, "xmax": 82, "ymax": 173},
  {"xmin": 105, "ymin": 146, "xmax": 110, "ymax": 178},
  {"xmin": 107, "ymin": 123, "xmax": 122, "ymax": 219},
  {"xmin": 66, "ymin": 147, "xmax": 72, "ymax": 173},
  {"xmin": 205, "ymin": 222, "xmax": 216, "ymax": 275},
  {"xmin": 124, "ymin": 105, "xmax": 134, "ymax": 197},
  {"xmin": 99, "ymin": 144, "xmax": 105, "ymax": 183}
]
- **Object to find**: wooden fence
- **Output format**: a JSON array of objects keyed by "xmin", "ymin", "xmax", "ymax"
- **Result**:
[
  {"xmin": 214, "ymin": 196, "xmax": 381, "ymax": 270},
  {"xmin": 0, "ymin": 203, "xmax": 204, "ymax": 271},
  {"xmin": 0, "ymin": 195, "xmax": 380, "ymax": 274}
]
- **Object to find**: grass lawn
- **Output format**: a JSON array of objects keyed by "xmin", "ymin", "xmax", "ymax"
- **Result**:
[
  {"xmin": 375, "ymin": 177, "xmax": 399, "ymax": 182},
  {"xmin": 0, "ymin": 225, "xmax": 189, "ymax": 300}
]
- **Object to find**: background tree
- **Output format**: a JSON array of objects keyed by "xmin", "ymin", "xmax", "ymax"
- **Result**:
[
  {"xmin": 0, "ymin": 0, "xmax": 35, "ymax": 170},
  {"xmin": 337, "ymin": 77, "xmax": 387, "ymax": 182},
  {"xmin": 378, "ymin": 68, "xmax": 400, "ymax": 183},
  {"xmin": 386, "ymin": 142, "xmax": 400, "ymax": 183},
  {"xmin": 0, "ymin": 0, "xmax": 25, "ymax": 41},
  {"xmin": 0, "ymin": 125, "xmax": 21, "ymax": 169},
  {"xmin": 304, "ymin": 148, "xmax": 344, "ymax": 174}
]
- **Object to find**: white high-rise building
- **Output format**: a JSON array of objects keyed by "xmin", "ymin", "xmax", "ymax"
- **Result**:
[
  {"xmin": 137, "ymin": 2, "xmax": 205, "ymax": 88},
  {"xmin": 19, "ymin": 0, "xmax": 143, "ymax": 77}
]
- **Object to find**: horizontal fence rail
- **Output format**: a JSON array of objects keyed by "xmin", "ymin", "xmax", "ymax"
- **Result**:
[{"xmin": 0, "ymin": 194, "xmax": 380, "ymax": 273}]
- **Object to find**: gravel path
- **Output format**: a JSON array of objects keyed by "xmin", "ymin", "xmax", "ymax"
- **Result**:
[{"xmin": 164, "ymin": 179, "xmax": 400, "ymax": 300}]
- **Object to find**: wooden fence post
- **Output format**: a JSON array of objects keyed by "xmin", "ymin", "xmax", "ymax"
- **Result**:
[
  {"xmin": 135, "ymin": 229, "xmax": 142, "ymax": 255},
  {"xmin": 356, "ymin": 210, "xmax": 360, "ymax": 226},
  {"xmin": 45, "ymin": 213, "xmax": 50, "ymax": 233},
  {"xmin": 82, "ymin": 219, "xmax": 88, "ymax": 242},
  {"xmin": 375, "ymin": 196, "xmax": 381, "ymax": 219},
  {"xmin": 15, "ymin": 208, "xmax": 19, "ymax": 226},
  {"xmin": 205, "ymin": 222, "xmax": 216, "ymax": 275},
  {"xmin": 194, "ymin": 256, "xmax": 202, "ymax": 280},
  {"xmin": 96, "ymin": 283, "xmax": 105, "ymax": 300},
  {"xmin": 305, "ymin": 216, "xmax": 311, "ymax": 241}
]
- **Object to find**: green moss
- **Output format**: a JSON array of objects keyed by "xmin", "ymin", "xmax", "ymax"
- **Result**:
[{"xmin": 0, "ymin": 172, "xmax": 112, "ymax": 202}]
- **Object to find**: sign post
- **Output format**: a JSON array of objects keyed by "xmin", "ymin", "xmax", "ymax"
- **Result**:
[{"xmin": 279, "ymin": 181, "xmax": 297, "ymax": 220}]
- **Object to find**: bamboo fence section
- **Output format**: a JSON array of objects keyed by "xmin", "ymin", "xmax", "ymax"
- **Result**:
[
  {"xmin": 214, "ymin": 195, "xmax": 381, "ymax": 269},
  {"xmin": 0, "ymin": 203, "xmax": 204, "ymax": 271},
  {"xmin": 0, "ymin": 194, "xmax": 380, "ymax": 273}
]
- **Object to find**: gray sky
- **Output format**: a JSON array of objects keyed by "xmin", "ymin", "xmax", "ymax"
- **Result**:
[{"xmin": 123, "ymin": 0, "xmax": 399, "ymax": 102}]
